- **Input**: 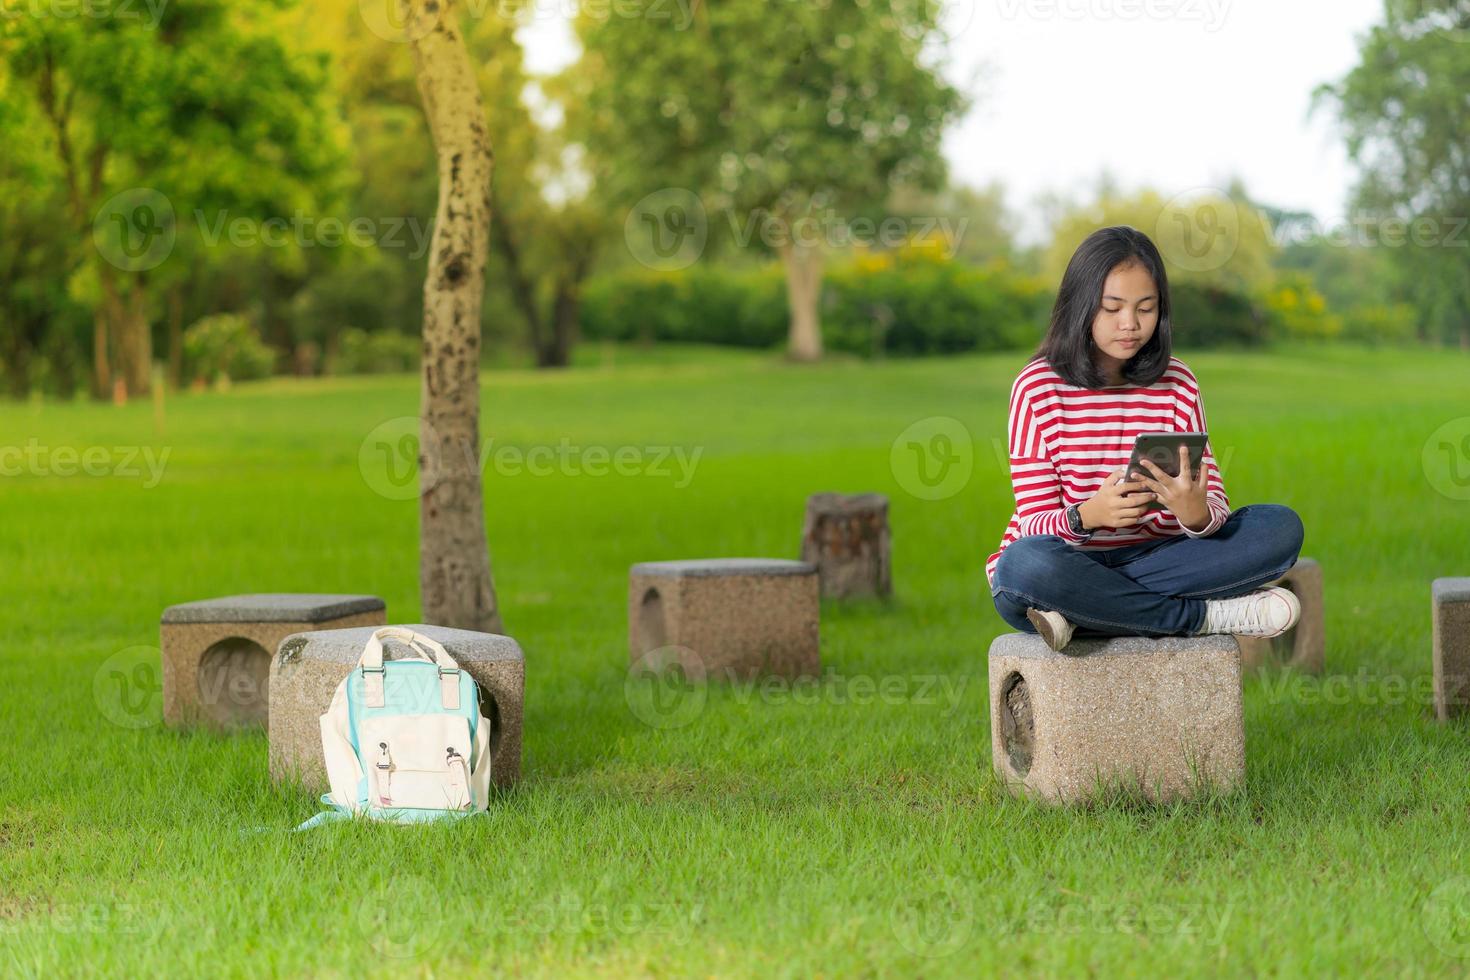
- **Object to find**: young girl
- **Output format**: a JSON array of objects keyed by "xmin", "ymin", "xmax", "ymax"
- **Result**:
[{"xmin": 986, "ymin": 225, "xmax": 1305, "ymax": 652}]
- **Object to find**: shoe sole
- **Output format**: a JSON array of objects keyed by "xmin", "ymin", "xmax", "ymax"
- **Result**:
[{"xmin": 1026, "ymin": 607, "xmax": 1077, "ymax": 654}]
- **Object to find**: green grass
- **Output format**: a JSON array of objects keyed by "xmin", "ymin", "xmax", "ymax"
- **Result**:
[{"xmin": 3, "ymin": 341, "xmax": 1469, "ymax": 976}]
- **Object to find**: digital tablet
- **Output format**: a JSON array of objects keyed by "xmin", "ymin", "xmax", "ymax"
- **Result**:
[{"xmin": 1125, "ymin": 432, "xmax": 1208, "ymax": 512}]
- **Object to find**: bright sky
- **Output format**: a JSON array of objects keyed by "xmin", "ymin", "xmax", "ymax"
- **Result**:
[{"xmin": 516, "ymin": 0, "xmax": 1385, "ymax": 244}]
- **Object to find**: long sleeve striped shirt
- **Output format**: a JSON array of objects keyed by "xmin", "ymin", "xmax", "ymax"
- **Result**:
[{"xmin": 985, "ymin": 354, "xmax": 1231, "ymax": 589}]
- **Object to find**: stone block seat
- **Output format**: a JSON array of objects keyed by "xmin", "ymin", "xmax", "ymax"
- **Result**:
[
  {"xmin": 268, "ymin": 624, "xmax": 524, "ymax": 791},
  {"xmin": 1234, "ymin": 557, "xmax": 1324, "ymax": 673},
  {"xmin": 988, "ymin": 632, "xmax": 1245, "ymax": 804},
  {"xmin": 160, "ymin": 593, "xmax": 386, "ymax": 729},
  {"xmin": 1433, "ymin": 578, "xmax": 1470, "ymax": 721},
  {"xmin": 628, "ymin": 558, "xmax": 819, "ymax": 679}
]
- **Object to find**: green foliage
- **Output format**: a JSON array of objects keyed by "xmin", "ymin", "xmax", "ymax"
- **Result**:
[
  {"xmin": 1170, "ymin": 282, "xmax": 1269, "ymax": 348},
  {"xmin": 335, "ymin": 327, "xmax": 420, "ymax": 375},
  {"xmin": 182, "ymin": 313, "xmax": 275, "ymax": 385},
  {"xmin": 1260, "ymin": 272, "xmax": 1343, "ymax": 342},
  {"xmin": 823, "ymin": 249, "xmax": 1048, "ymax": 356},
  {"xmin": 580, "ymin": 265, "xmax": 788, "ymax": 348},
  {"xmin": 1315, "ymin": 0, "xmax": 1470, "ymax": 346},
  {"xmin": 581, "ymin": 250, "xmax": 1049, "ymax": 357}
]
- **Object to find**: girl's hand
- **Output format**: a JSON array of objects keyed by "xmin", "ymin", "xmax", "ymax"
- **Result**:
[
  {"xmin": 1078, "ymin": 468, "xmax": 1157, "ymax": 529},
  {"xmin": 1132, "ymin": 445, "xmax": 1210, "ymax": 531}
]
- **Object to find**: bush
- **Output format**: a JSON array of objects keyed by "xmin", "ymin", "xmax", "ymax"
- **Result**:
[
  {"xmin": 579, "ymin": 250, "xmax": 1049, "ymax": 356},
  {"xmin": 580, "ymin": 265, "xmax": 787, "ymax": 348},
  {"xmin": 336, "ymin": 327, "xmax": 421, "ymax": 374},
  {"xmin": 824, "ymin": 249, "xmax": 1048, "ymax": 356},
  {"xmin": 1261, "ymin": 273, "xmax": 1343, "ymax": 341},
  {"xmin": 1170, "ymin": 281, "xmax": 1269, "ymax": 348},
  {"xmin": 182, "ymin": 314, "xmax": 275, "ymax": 385},
  {"xmin": 1340, "ymin": 303, "xmax": 1418, "ymax": 346}
]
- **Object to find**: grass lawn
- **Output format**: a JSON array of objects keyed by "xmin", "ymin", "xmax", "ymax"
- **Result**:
[{"xmin": 2, "ymin": 340, "xmax": 1469, "ymax": 976}]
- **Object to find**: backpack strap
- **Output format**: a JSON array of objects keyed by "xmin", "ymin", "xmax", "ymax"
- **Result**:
[{"xmin": 358, "ymin": 627, "xmax": 463, "ymax": 711}]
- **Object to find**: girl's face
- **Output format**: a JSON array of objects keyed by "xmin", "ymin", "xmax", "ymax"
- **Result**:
[{"xmin": 1091, "ymin": 260, "xmax": 1159, "ymax": 381}]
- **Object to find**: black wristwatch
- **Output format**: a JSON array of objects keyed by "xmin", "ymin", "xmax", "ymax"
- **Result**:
[{"xmin": 1065, "ymin": 502, "xmax": 1092, "ymax": 538}]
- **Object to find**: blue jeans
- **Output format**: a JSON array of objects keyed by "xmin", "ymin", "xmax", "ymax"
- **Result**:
[{"xmin": 989, "ymin": 503, "xmax": 1305, "ymax": 638}]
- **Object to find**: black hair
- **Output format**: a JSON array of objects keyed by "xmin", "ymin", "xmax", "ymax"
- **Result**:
[{"xmin": 1030, "ymin": 225, "xmax": 1173, "ymax": 389}]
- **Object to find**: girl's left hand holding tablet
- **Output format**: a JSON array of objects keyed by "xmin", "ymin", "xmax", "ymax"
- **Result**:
[{"xmin": 1130, "ymin": 444, "xmax": 1210, "ymax": 531}]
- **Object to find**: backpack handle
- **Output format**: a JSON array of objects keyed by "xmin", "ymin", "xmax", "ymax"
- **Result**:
[{"xmin": 358, "ymin": 627, "xmax": 463, "ymax": 711}]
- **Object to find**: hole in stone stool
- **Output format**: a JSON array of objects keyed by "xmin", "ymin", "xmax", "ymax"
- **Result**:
[
  {"xmin": 197, "ymin": 637, "xmax": 270, "ymax": 727},
  {"xmin": 639, "ymin": 587, "xmax": 667, "ymax": 654},
  {"xmin": 999, "ymin": 671, "xmax": 1034, "ymax": 777}
]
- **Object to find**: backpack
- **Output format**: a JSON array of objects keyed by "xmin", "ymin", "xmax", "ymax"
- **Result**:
[{"xmin": 300, "ymin": 626, "xmax": 492, "ymax": 828}]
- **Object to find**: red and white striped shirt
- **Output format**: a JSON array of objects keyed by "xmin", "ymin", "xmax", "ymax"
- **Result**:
[{"xmin": 985, "ymin": 354, "xmax": 1231, "ymax": 588}]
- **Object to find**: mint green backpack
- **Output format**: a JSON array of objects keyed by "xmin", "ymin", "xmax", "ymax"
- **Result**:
[{"xmin": 299, "ymin": 627, "xmax": 492, "ymax": 829}]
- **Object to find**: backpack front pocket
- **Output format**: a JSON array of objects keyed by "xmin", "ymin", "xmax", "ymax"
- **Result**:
[{"xmin": 359, "ymin": 713, "xmax": 474, "ymax": 811}]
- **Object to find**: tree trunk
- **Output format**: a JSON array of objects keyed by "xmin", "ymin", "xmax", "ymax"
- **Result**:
[
  {"xmin": 404, "ymin": 0, "xmax": 504, "ymax": 634},
  {"xmin": 167, "ymin": 284, "xmax": 184, "ymax": 390},
  {"xmin": 123, "ymin": 277, "xmax": 151, "ymax": 396},
  {"xmin": 544, "ymin": 277, "xmax": 579, "ymax": 368},
  {"xmin": 91, "ymin": 307, "xmax": 111, "ymax": 401},
  {"xmin": 779, "ymin": 239, "xmax": 824, "ymax": 362}
]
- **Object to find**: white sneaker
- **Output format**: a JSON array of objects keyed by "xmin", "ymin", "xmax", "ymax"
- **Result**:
[
  {"xmin": 1200, "ymin": 586, "xmax": 1300, "ymax": 638},
  {"xmin": 1026, "ymin": 607, "xmax": 1076, "ymax": 653}
]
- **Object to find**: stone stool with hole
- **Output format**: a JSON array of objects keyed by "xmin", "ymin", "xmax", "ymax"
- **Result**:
[
  {"xmin": 800, "ymin": 492, "xmax": 892, "ymax": 599},
  {"xmin": 1233, "ymin": 557, "xmax": 1324, "ymax": 673},
  {"xmin": 628, "ymin": 559, "xmax": 820, "ymax": 679},
  {"xmin": 268, "ymin": 623, "xmax": 524, "ymax": 790},
  {"xmin": 160, "ymin": 594, "xmax": 386, "ymax": 729},
  {"xmin": 988, "ymin": 632, "xmax": 1245, "ymax": 804},
  {"xmin": 1433, "ymin": 577, "xmax": 1470, "ymax": 721}
]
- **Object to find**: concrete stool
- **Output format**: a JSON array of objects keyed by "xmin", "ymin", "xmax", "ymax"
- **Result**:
[
  {"xmin": 628, "ymin": 559, "xmax": 820, "ymax": 679},
  {"xmin": 1234, "ymin": 557, "xmax": 1324, "ymax": 674},
  {"xmin": 1433, "ymin": 578, "xmax": 1470, "ymax": 721},
  {"xmin": 800, "ymin": 492, "xmax": 892, "ymax": 599},
  {"xmin": 160, "ymin": 594, "xmax": 385, "ymax": 729},
  {"xmin": 988, "ymin": 633, "xmax": 1244, "ymax": 804},
  {"xmin": 269, "ymin": 624, "xmax": 524, "ymax": 791}
]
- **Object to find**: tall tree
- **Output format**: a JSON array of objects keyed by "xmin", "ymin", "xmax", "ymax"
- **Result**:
[
  {"xmin": 565, "ymin": 0, "xmax": 967, "ymax": 361},
  {"xmin": 400, "ymin": 0, "xmax": 504, "ymax": 633},
  {"xmin": 1315, "ymin": 0, "xmax": 1470, "ymax": 348},
  {"xmin": 1, "ymin": 0, "xmax": 343, "ymax": 397}
]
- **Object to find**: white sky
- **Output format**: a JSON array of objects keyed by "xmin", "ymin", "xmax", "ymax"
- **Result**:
[{"xmin": 516, "ymin": 0, "xmax": 1385, "ymax": 245}]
